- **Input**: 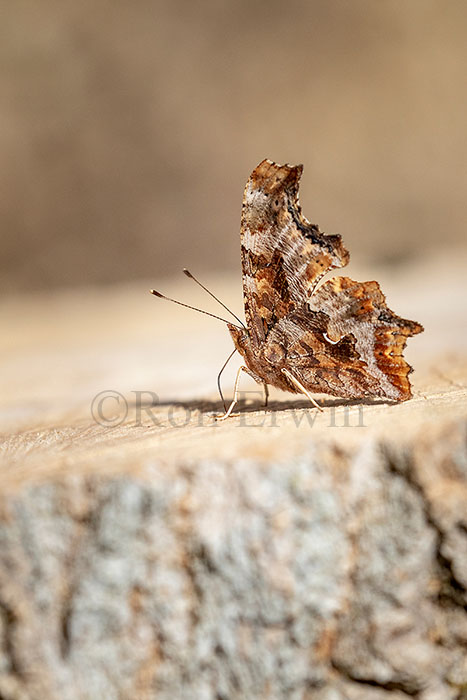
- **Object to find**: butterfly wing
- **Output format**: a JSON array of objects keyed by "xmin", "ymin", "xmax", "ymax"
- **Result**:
[
  {"xmin": 240, "ymin": 159, "xmax": 349, "ymax": 345},
  {"xmin": 267, "ymin": 276, "xmax": 423, "ymax": 401}
]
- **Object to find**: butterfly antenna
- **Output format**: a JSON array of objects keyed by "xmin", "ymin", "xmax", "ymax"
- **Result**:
[
  {"xmin": 149, "ymin": 290, "xmax": 243, "ymax": 329},
  {"xmin": 183, "ymin": 268, "xmax": 246, "ymax": 329}
]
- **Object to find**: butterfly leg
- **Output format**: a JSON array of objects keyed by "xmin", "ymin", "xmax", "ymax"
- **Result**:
[
  {"xmin": 281, "ymin": 368, "xmax": 324, "ymax": 412},
  {"xmin": 215, "ymin": 365, "xmax": 249, "ymax": 421},
  {"xmin": 262, "ymin": 382, "xmax": 269, "ymax": 408},
  {"xmin": 217, "ymin": 348, "xmax": 237, "ymax": 411}
]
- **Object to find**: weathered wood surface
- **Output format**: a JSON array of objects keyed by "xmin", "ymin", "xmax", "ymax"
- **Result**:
[{"xmin": 0, "ymin": 253, "xmax": 467, "ymax": 699}]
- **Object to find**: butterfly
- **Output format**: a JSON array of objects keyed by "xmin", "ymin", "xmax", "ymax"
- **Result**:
[{"xmin": 152, "ymin": 159, "xmax": 423, "ymax": 420}]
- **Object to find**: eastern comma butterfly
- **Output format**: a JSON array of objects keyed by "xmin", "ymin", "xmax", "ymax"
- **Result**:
[{"xmin": 152, "ymin": 159, "xmax": 423, "ymax": 420}]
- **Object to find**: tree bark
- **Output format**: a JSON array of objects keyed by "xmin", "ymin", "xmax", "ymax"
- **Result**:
[
  {"xmin": 1, "ymin": 265, "xmax": 466, "ymax": 699},
  {"xmin": 1, "ymin": 416, "xmax": 466, "ymax": 699}
]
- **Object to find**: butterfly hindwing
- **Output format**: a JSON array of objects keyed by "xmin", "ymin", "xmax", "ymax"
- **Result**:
[{"xmin": 265, "ymin": 277, "xmax": 422, "ymax": 400}]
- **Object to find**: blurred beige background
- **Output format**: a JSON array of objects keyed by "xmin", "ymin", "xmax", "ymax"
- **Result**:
[{"xmin": 1, "ymin": 0, "xmax": 466, "ymax": 293}]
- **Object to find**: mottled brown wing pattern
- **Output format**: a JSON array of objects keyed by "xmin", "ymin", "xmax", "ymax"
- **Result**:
[
  {"xmin": 228, "ymin": 158, "xmax": 424, "ymax": 408},
  {"xmin": 240, "ymin": 159, "xmax": 349, "ymax": 345},
  {"xmin": 266, "ymin": 276, "xmax": 423, "ymax": 400}
]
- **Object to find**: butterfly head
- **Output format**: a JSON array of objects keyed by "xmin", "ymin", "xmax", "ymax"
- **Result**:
[{"xmin": 227, "ymin": 323, "xmax": 251, "ymax": 359}]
